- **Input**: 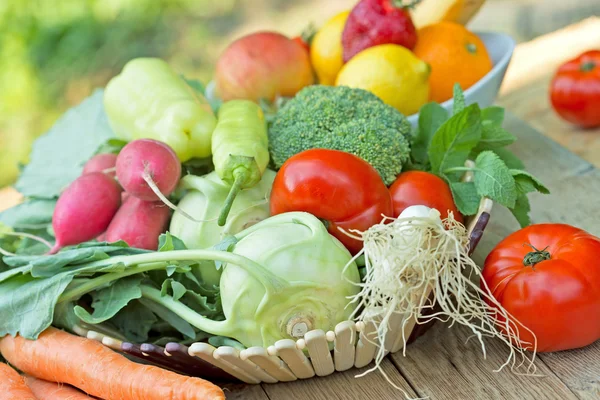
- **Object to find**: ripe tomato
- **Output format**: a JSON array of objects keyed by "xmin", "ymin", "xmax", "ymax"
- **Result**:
[
  {"xmin": 270, "ymin": 149, "xmax": 393, "ymax": 254},
  {"xmin": 550, "ymin": 50, "xmax": 600, "ymax": 128},
  {"xmin": 482, "ymin": 224, "xmax": 600, "ymax": 352},
  {"xmin": 389, "ymin": 171, "xmax": 463, "ymax": 223}
]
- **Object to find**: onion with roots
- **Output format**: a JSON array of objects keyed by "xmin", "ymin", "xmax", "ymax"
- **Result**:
[{"xmin": 342, "ymin": 205, "xmax": 538, "ymax": 394}]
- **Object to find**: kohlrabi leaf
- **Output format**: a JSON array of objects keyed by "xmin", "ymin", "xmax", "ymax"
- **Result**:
[
  {"xmin": 158, "ymin": 232, "xmax": 188, "ymax": 252},
  {"xmin": 449, "ymin": 182, "xmax": 480, "ymax": 216},
  {"xmin": 473, "ymin": 151, "xmax": 517, "ymax": 208},
  {"xmin": 208, "ymin": 336, "xmax": 245, "ymax": 350},
  {"xmin": 429, "ymin": 103, "xmax": 482, "ymax": 176},
  {"xmin": 138, "ymin": 297, "xmax": 196, "ymax": 339},
  {"xmin": 0, "ymin": 199, "xmax": 56, "ymax": 229},
  {"xmin": 109, "ymin": 300, "xmax": 158, "ymax": 343},
  {"xmin": 15, "ymin": 90, "xmax": 115, "ymax": 198},
  {"xmin": 74, "ymin": 275, "xmax": 143, "ymax": 324},
  {"xmin": 412, "ymin": 102, "xmax": 449, "ymax": 166},
  {"xmin": 0, "ymin": 272, "xmax": 74, "ymax": 339},
  {"xmin": 161, "ymin": 278, "xmax": 187, "ymax": 301}
]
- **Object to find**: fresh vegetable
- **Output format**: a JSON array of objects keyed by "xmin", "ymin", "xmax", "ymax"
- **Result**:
[
  {"xmin": 116, "ymin": 139, "xmax": 182, "ymax": 202},
  {"xmin": 169, "ymin": 169, "xmax": 276, "ymax": 287},
  {"xmin": 0, "ymin": 327, "xmax": 226, "ymax": 400},
  {"xmin": 410, "ymin": 0, "xmax": 486, "ymax": 29},
  {"xmin": 414, "ymin": 22, "xmax": 493, "ymax": 103},
  {"xmin": 310, "ymin": 11, "xmax": 350, "ymax": 85},
  {"xmin": 342, "ymin": 0, "xmax": 417, "ymax": 62},
  {"xmin": 211, "ymin": 100, "xmax": 270, "ymax": 226},
  {"xmin": 268, "ymin": 85, "xmax": 411, "ymax": 185},
  {"xmin": 347, "ymin": 206, "xmax": 535, "ymax": 379},
  {"xmin": 270, "ymin": 149, "xmax": 392, "ymax": 254},
  {"xmin": 390, "ymin": 170, "xmax": 463, "ymax": 223},
  {"xmin": 550, "ymin": 50, "xmax": 600, "ymax": 128},
  {"xmin": 335, "ymin": 44, "xmax": 431, "ymax": 115},
  {"xmin": 82, "ymin": 152, "xmax": 118, "ymax": 178},
  {"xmin": 215, "ymin": 32, "xmax": 314, "ymax": 102},
  {"xmin": 0, "ymin": 362, "xmax": 36, "ymax": 400},
  {"xmin": 104, "ymin": 58, "xmax": 217, "ymax": 162},
  {"xmin": 50, "ymin": 172, "xmax": 122, "ymax": 253},
  {"xmin": 482, "ymin": 223, "xmax": 600, "ymax": 352},
  {"xmin": 24, "ymin": 376, "xmax": 90, "ymax": 400},
  {"xmin": 410, "ymin": 85, "xmax": 548, "ymax": 227},
  {"xmin": 105, "ymin": 197, "xmax": 171, "ymax": 250}
]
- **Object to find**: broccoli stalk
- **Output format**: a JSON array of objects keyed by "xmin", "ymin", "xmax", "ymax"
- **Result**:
[{"xmin": 268, "ymin": 85, "xmax": 412, "ymax": 185}]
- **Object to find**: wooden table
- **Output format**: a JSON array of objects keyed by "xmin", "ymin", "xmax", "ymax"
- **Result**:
[{"xmin": 1, "ymin": 18, "xmax": 600, "ymax": 400}]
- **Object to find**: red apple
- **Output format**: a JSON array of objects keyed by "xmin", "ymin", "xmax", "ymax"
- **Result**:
[{"xmin": 215, "ymin": 31, "xmax": 314, "ymax": 102}]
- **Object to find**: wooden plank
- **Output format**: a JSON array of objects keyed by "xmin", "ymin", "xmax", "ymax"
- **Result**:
[
  {"xmin": 222, "ymin": 383, "xmax": 270, "ymax": 400},
  {"xmin": 262, "ymin": 358, "xmax": 417, "ymax": 400},
  {"xmin": 391, "ymin": 322, "xmax": 577, "ymax": 400}
]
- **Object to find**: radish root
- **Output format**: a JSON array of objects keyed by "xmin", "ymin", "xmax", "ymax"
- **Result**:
[{"xmin": 342, "ymin": 212, "xmax": 538, "ymax": 398}]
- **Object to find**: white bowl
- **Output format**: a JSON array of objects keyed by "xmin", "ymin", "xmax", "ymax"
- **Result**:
[{"xmin": 406, "ymin": 31, "xmax": 516, "ymax": 127}]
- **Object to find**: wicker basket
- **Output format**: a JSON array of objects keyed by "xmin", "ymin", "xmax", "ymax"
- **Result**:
[{"xmin": 75, "ymin": 194, "xmax": 493, "ymax": 384}]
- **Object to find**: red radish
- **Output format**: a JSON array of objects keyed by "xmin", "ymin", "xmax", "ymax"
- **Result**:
[
  {"xmin": 105, "ymin": 196, "xmax": 171, "ymax": 250},
  {"xmin": 116, "ymin": 139, "xmax": 181, "ymax": 202},
  {"xmin": 51, "ymin": 172, "xmax": 122, "ymax": 253},
  {"xmin": 82, "ymin": 153, "xmax": 118, "ymax": 178}
]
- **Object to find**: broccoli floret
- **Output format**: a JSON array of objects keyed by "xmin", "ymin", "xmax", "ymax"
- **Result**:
[{"xmin": 268, "ymin": 85, "xmax": 412, "ymax": 185}]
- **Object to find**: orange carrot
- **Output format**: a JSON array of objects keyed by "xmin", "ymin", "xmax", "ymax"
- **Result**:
[
  {"xmin": 24, "ymin": 376, "xmax": 92, "ymax": 400},
  {"xmin": 0, "ymin": 328, "xmax": 225, "ymax": 400},
  {"xmin": 0, "ymin": 362, "xmax": 36, "ymax": 400}
]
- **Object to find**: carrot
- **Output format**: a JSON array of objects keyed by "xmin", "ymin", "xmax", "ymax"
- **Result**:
[
  {"xmin": 24, "ymin": 376, "xmax": 91, "ymax": 400},
  {"xmin": 0, "ymin": 362, "xmax": 36, "ymax": 400},
  {"xmin": 0, "ymin": 328, "xmax": 225, "ymax": 400}
]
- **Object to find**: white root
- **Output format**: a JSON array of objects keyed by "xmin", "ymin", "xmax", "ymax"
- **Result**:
[{"xmin": 341, "ymin": 209, "xmax": 538, "ymax": 398}]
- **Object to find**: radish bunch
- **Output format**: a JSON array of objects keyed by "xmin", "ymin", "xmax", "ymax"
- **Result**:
[{"xmin": 51, "ymin": 139, "xmax": 181, "ymax": 252}]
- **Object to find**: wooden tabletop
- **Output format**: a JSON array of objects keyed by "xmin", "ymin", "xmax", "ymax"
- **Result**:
[{"xmin": 1, "ymin": 18, "xmax": 600, "ymax": 400}]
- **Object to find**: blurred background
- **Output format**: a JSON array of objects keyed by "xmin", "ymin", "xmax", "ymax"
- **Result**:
[{"xmin": 0, "ymin": 0, "xmax": 598, "ymax": 188}]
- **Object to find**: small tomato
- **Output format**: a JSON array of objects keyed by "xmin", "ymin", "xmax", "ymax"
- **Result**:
[{"xmin": 270, "ymin": 149, "xmax": 393, "ymax": 254}]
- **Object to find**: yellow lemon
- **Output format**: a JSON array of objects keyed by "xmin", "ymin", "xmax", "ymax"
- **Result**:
[
  {"xmin": 310, "ymin": 11, "xmax": 350, "ymax": 86},
  {"xmin": 335, "ymin": 44, "xmax": 431, "ymax": 116}
]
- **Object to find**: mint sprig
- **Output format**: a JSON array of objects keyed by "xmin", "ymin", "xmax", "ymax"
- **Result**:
[{"xmin": 410, "ymin": 84, "xmax": 548, "ymax": 227}]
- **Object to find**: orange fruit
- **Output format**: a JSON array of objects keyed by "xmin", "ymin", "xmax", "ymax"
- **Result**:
[{"xmin": 413, "ymin": 21, "xmax": 492, "ymax": 103}]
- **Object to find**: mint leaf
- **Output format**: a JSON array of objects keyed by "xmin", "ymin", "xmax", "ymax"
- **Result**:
[
  {"xmin": 429, "ymin": 103, "xmax": 482, "ymax": 176},
  {"xmin": 73, "ymin": 275, "xmax": 143, "ymax": 324},
  {"xmin": 481, "ymin": 106, "xmax": 505, "ymax": 125},
  {"xmin": 511, "ymin": 170, "xmax": 550, "ymax": 194},
  {"xmin": 473, "ymin": 124, "xmax": 516, "ymax": 151},
  {"xmin": 491, "ymin": 148, "xmax": 525, "ymax": 170},
  {"xmin": 15, "ymin": 90, "xmax": 115, "ymax": 198},
  {"xmin": 449, "ymin": 182, "xmax": 481, "ymax": 216},
  {"xmin": 412, "ymin": 102, "xmax": 449, "ymax": 166},
  {"xmin": 452, "ymin": 84, "xmax": 466, "ymax": 115},
  {"xmin": 473, "ymin": 151, "xmax": 517, "ymax": 208},
  {"xmin": 510, "ymin": 194, "xmax": 531, "ymax": 228}
]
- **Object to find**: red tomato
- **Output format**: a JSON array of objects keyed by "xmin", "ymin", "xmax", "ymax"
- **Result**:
[
  {"xmin": 481, "ymin": 223, "xmax": 600, "ymax": 352},
  {"xmin": 389, "ymin": 171, "xmax": 463, "ymax": 223},
  {"xmin": 270, "ymin": 149, "xmax": 393, "ymax": 254},
  {"xmin": 550, "ymin": 50, "xmax": 600, "ymax": 128}
]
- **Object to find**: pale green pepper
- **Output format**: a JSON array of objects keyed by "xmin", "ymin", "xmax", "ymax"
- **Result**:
[
  {"xmin": 103, "ymin": 58, "xmax": 217, "ymax": 161},
  {"xmin": 211, "ymin": 100, "xmax": 270, "ymax": 226}
]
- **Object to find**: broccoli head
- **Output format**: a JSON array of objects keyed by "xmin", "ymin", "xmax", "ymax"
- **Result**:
[{"xmin": 268, "ymin": 85, "xmax": 412, "ymax": 185}]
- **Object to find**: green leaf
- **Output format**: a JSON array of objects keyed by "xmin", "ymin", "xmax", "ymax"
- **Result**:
[
  {"xmin": 473, "ymin": 123, "xmax": 516, "ymax": 151},
  {"xmin": 180, "ymin": 290, "xmax": 223, "ymax": 320},
  {"xmin": 449, "ymin": 181, "xmax": 481, "ymax": 216},
  {"xmin": 481, "ymin": 106, "xmax": 505, "ymax": 125},
  {"xmin": 208, "ymin": 336, "xmax": 245, "ymax": 350},
  {"xmin": 510, "ymin": 194, "xmax": 531, "ymax": 228},
  {"xmin": 412, "ymin": 102, "xmax": 449, "ymax": 166},
  {"xmin": 473, "ymin": 151, "xmax": 517, "ymax": 208},
  {"xmin": 93, "ymin": 138, "xmax": 128, "ymax": 155},
  {"xmin": 511, "ymin": 170, "xmax": 550, "ymax": 194},
  {"xmin": 158, "ymin": 232, "xmax": 188, "ymax": 252},
  {"xmin": 138, "ymin": 297, "xmax": 196, "ymax": 339},
  {"xmin": 161, "ymin": 279, "xmax": 187, "ymax": 302},
  {"xmin": 429, "ymin": 103, "xmax": 482, "ymax": 176},
  {"xmin": 212, "ymin": 236, "xmax": 239, "ymax": 271},
  {"xmin": 182, "ymin": 76, "xmax": 206, "ymax": 94},
  {"xmin": 73, "ymin": 275, "xmax": 143, "ymax": 324},
  {"xmin": 15, "ymin": 90, "xmax": 115, "ymax": 198},
  {"xmin": 109, "ymin": 300, "xmax": 158, "ymax": 343},
  {"xmin": 0, "ymin": 272, "xmax": 74, "ymax": 339},
  {"xmin": 491, "ymin": 148, "xmax": 526, "ymax": 170},
  {"xmin": 0, "ymin": 199, "xmax": 56, "ymax": 229},
  {"xmin": 452, "ymin": 84, "xmax": 466, "ymax": 115}
]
